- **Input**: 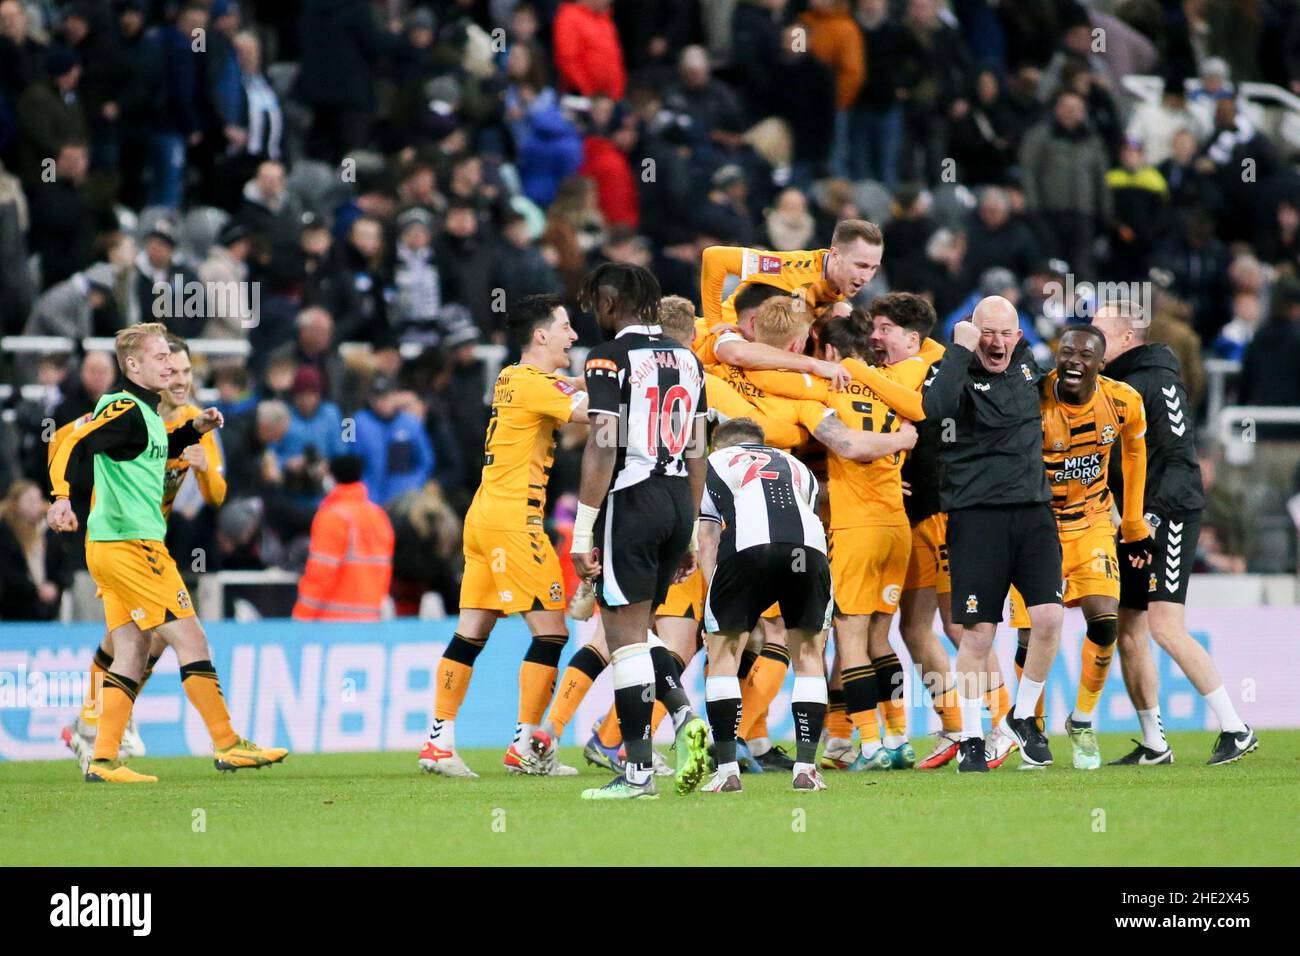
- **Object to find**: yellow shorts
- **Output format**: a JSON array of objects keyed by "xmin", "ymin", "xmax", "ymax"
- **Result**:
[
  {"xmin": 460, "ymin": 521, "xmax": 565, "ymax": 615},
  {"xmin": 656, "ymin": 567, "xmax": 705, "ymax": 620},
  {"xmin": 1009, "ymin": 521, "xmax": 1119, "ymax": 627},
  {"xmin": 86, "ymin": 539, "xmax": 194, "ymax": 632},
  {"xmin": 828, "ymin": 524, "xmax": 911, "ymax": 616},
  {"xmin": 903, "ymin": 512, "xmax": 951, "ymax": 594}
]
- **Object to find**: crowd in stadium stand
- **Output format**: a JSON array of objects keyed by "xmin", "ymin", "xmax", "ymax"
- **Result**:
[{"xmin": 3, "ymin": 0, "xmax": 1300, "ymax": 619}]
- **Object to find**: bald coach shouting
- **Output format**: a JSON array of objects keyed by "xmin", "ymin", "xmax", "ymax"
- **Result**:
[{"xmin": 922, "ymin": 296, "xmax": 1062, "ymax": 772}]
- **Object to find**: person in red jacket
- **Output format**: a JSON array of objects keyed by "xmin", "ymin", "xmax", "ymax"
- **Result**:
[
  {"xmin": 293, "ymin": 454, "xmax": 395, "ymax": 622},
  {"xmin": 579, "ymin": 97, "xmax": 639, "ymax": 229},
  {"xmin": 552, "ymin": 0, "xmax": 626, "ymax": 100}
]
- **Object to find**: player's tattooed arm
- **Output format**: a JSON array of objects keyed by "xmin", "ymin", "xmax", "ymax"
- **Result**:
[
  {"xmin": 696, "ymin": 518, "xmax": 721, "ymax": 582},
  {"xmin": 813, "ymin": 416, "xmax": 917, "ymax": 462}
]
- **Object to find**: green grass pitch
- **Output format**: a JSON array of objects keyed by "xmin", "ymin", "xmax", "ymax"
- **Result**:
[{"xmin": 4, "ymin": 731, "xmax": 1293, "ymax": 866}]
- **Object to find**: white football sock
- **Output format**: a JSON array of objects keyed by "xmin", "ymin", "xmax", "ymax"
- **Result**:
[
  {"xmin": 1137, "ymin": 707, "xmax": 1167, "ymax": 750},
  {"xmin": 748, "ymin": 736, "xmax": 771, "ymax": 757},
  {"xmin": 884, "ymin": 734, "xmax": 908, "ymax": 749},
  {"xmin": 1071, "ymin": 706, "xmax": 1093, "ymax": 725},
  {"xmin": 718, "ymin": 760, "xmax": 741, "ymax": 778},
  {"xmin": 959, "ymin": 692, "xmax": 984, "ymax": 741},
  {"xmin": 1014, "ymin": 676, "xmax": 1045, "ymax": 720},
  {"xmin": 431, "ymin": 718, "xmax": 454, "ymax": 749},
  {"xmin": 1204, "ymin": 686, "xmax": 1247, "ymax": 733},
  {"xmin": 861, "ymin": 740, "xmax": 882, "ymax": 757}
]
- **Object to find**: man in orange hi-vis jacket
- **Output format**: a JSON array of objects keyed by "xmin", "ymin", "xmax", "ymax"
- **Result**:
[{"xmin": 293, "ymin": 454, "xmax": 395, "ymax": 622}]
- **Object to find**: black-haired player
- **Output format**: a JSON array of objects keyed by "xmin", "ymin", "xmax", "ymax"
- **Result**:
[{"xmin": 571, "ymin": 263, "xmax": 712, "ymax": 800}]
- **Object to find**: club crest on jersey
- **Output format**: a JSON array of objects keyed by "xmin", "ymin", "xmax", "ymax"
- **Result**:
[
  {"xmin": 1100, "ymin": 423, "xmax": 1116, "ymax": 444},
  {"xmin": 177, "ymin": 589, "xmax": 191, "ymax": 610},
  {"xmin": 1148, "ymin": 573, "xmax": 1158, "ymax": 593},
  {"xmin": 1021, "ymin": 364, "xmax": 1033, "ymax": 381},
  {"xmin": 965, "ymin": 594, "xmax": 978, "ymax": 613},
  {"xmin": 549, "ymin": 582, "xmax": 562, "ymax": 603},
  {"xmin": 1053, "ymin": 440, "xmax": 1065, "ymax": 451}
]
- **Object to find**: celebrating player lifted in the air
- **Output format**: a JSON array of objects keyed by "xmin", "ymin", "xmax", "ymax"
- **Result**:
[{"xmin": 48, "ymin": 324, "xmax": 285, "ymax": 783}]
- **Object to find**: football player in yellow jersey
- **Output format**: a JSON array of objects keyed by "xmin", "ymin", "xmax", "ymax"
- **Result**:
[
  {"xmin": 419, "ymin": 294, "xmax": 589, "ymax": 779},
  {"xmin": 1006, "ymin": 325, "xmax": 1152, "ymax": 769},
  {"xmin": 531, "ymin": 298, "xmax": 896, "ymax": 772},
  {"xmin": 699, "ymin": 219, "xmax": 883, "ymax": 331},
  {"xmin": 61, "ymin": 334, "xmax": 227, "ymax": 767}
]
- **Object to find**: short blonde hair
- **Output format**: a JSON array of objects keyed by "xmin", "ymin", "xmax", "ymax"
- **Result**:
[
  {"xmin": 115, "ymin": 322, "xmax": 170, "ymax": 373},
  {"xmin": 657, "ymin": 295, "xmax": 696, "ymax": 342},
  {"xmin": 751, "ymin": 296, "xmax": 811, "ymax": 347}
]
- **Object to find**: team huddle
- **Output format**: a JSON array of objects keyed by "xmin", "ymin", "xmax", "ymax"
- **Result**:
[
  {"xmin": 53, "ymin": 220, "xmax": 1258, "ymax": 791},
  {"xmin": 418, "ymin": 219, "xmax": 1259, "ymax": 799}
]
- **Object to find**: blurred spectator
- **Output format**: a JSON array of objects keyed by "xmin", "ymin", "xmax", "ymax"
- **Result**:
[
  {"xmin": 0, "ymin": 156, "xmax": 30, "ymax": 333},
  {"xmin": 214, "ymin": 496, "xmax": 265, "ymax": 569},
  {"xmin": 1126, "ymin": 76, "xmax": 1206, "ymax": 167},
  {"xmin": 25, "ymin": 262, "xmax": 119, "ymax": 339},
  {"xmin": 1239, "ymin": 278, "xmax": 1300, "ymax": 406},
  {"xmin": 237, "ymin": 159, "xmax": 302, "ymax": 276},
  {"xmin": 1158, "ymin": 127, "xmax": 1220, "ymax": 231},
  {"xmin": 948, "ymin": 68, "xmax": 1017, "ymax": 186},
  {"xmin": 391, "ymin": 207, "xmax": 442, "ymax": 344},
  {"xmin": 1197, "ymin": 449, "xmax": 1249, "ymax": 574},
  {"xmin": 276, "ymin": 365, "xmax": 345, "ymax": 509},
  {"xmin": 1106, "ymin": 138, "xmax": 1168, "ymax": 281},
  {"xmin": 199, "ymin": 222, "xmax": 254, "ymax": 339},
  {"xmin": 292, "ymin": 0, "xmax": 398, "ymax": 162},
  {"xmin": 1146, "ymin": 280, "xmax": 1206, "ymax": 409},
  {"xmin": 27, "ymin": 141, "xmax": 101, "ymax": 290},
  {"xmin": 731, "ymin": 0, "xmax": 788, "ymax": 126},
  {"xmin": 664, "ymin": 44, "xmax": 744, "ymax": 143},
  {"xmin": 355, "ymin": 377, "xmax": 436, "ymax": 505},
  {"xmin": 881, "ymin": 183, "xmax": 937, "ymax": 292},
  {"xmin": 50, "ymin": 349, "xmax": 116, "ymax": 430},
  {"xmin": 386, "ymin": 480, "xmax": 464, "ymax": 616},
  {"xmin": 799, "ymin": 0, "xmax": 864, "ymax": 179},
  {"xmin": 144, "ymin": 3, "xmax": 211, "ymax": 208},
  {"xmin": 553, "ymin": 0, "xmax": 626, "ymax": 100},
  {"xmin": 0, "ymin": 479, "xmax": 71, "ymax": 620},
  {"xmin": 1059, "ymin": 59, "xmax": 1122, "ymax": 160},
  {"xmin": 230, "ymin": 28, "xmax": 283, "ymax": 170},
  {"xmin": 497, "ymin": 209, "xmax": 565, "ymax": 307},
  {"xmin": 771, "ymin": 25, "xmax": 836, "ymax": 185},
  {"xmin": 696, "ymin": 164, "xmax": 754, "ymax": 246},
  {"xmin": 763, "ymin": 186, "xmax": 816, "ymax": 251},
  {"xmin": 15, "ymin": 46, "xmax": 88, "ymax": 187},
  {"xmin": 1019, "ymin": 90, "xmax": 1111, "ymax": 280},
  {"xmin": 268, "ymin": 306, "xmax": 346, "ymax": 407},
  {"xmin": 134, "ymin": 220, "xmax": 202, "ymax": 338},
  {"xmin": 507, "ymin": 42, "xmax": 584, "ymax": 207},
  {"xmin": 0, "ymin": 0, "xmax": 43, "ymax": 102},
  {"xmin": 961, "ymin": 185, "xmax": 1038, "ymax": 289},
  {"xmin": 1256, "ymin": 198, "xmax": 1300, "ymax": 270},
  {"xmin": 222, "ymin": 397, "xmax": 290, "ymax": 501},
  {"xmin": 292, "ymin": 453, "xmax": 394, "ymax": 622},
  {"xmin": 330, "ymin": 215, "xmax": 393, "ymax": 343},
  {"xmin": 849, "ymin": 0, "xmax": 905, "ymax": 185},
  {"xmin": 1212, "ymin": 292, "xmax": 1262, "ymax": 362},
  {"xmin": 436, "ymin": 200, "xmax": 504, "ymax": 340},
  {"xmin": 1198, "ymin": 99, "xmax": 1279, "ymax": 243},
  {"xmin": 1187, "ymin": 57, "xmax": 1237, "ymax": 131},
  {"xmin": 578, "ymin": 96, "xmax": 639, "ymax": 229},
  {"xmin": 895, "ymin": 0, "xmax": 973, "ymax": 184},
  {"xmin": 1157, "ymin": 207, "xmax": 1232, "ymax": 341}
]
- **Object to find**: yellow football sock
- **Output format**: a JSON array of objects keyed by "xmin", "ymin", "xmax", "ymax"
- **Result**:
[
  {"xmin": 433, "ymin": 633, "xmax": 488, "ymax": 721},
  {"xmin": 738, "ymin": 643, "xmax": 789, "ymax": 739},
  {"xmin": 938, "ymin": 682, "xmax": 961, "ymax": 732},
  {"xmin": 826, "ymin": 688, "xmax": 853, "ymax": 739},
  {"xmin": 1075, "ymin": 619, "xmax": 1117, "ymax": 718},
  {"xmin": 180, "ymin": 660, "xmax": 238, "ymax": 749},
  {"xmin": 986, "ymin": 681, "xmax": 1011, "ymax": 725},
  {"xmin": 93, "ymin": 673, "xmax": 138, "ymax": 761},
  {"xmin": 81, "ymin": 646, "xmax": 113, "ymax": 727},
  {"xmin": 546, "ymin": 645, "xmax": 606, "ymax": 738},
  {"xmin": 597, "ymin": 704, "xmax": 622, "ymax": 748}
]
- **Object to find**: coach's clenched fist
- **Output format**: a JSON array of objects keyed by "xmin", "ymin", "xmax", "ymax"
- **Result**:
[{"xmin": 952, "ymin": 319, "xmax": 980, "ymax": 351}]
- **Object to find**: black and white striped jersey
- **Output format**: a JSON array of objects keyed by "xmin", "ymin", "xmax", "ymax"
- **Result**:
[
  {"xmin": 700, "ymin": 442, "xmax": 826, "ymax": 561},
  {"xmin": 584, "ymin": 324, "xmax": 708, "ymax": 492}
]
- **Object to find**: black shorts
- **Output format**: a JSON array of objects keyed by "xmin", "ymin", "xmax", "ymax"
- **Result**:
[
  {"xmin": 1119, "ymin": 510, "xmax": 1199, "ymax": 610},
  {"xmin": 594, "ymin": 478, "xmax": 694, "ymax": 609},
  {"xmin": 948, "ymin": 503, "xmax": 1062, "ymax": 625},
  {"xmin": 704, "ymin": 542, "xmax": 833, "ymax": 634}
]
